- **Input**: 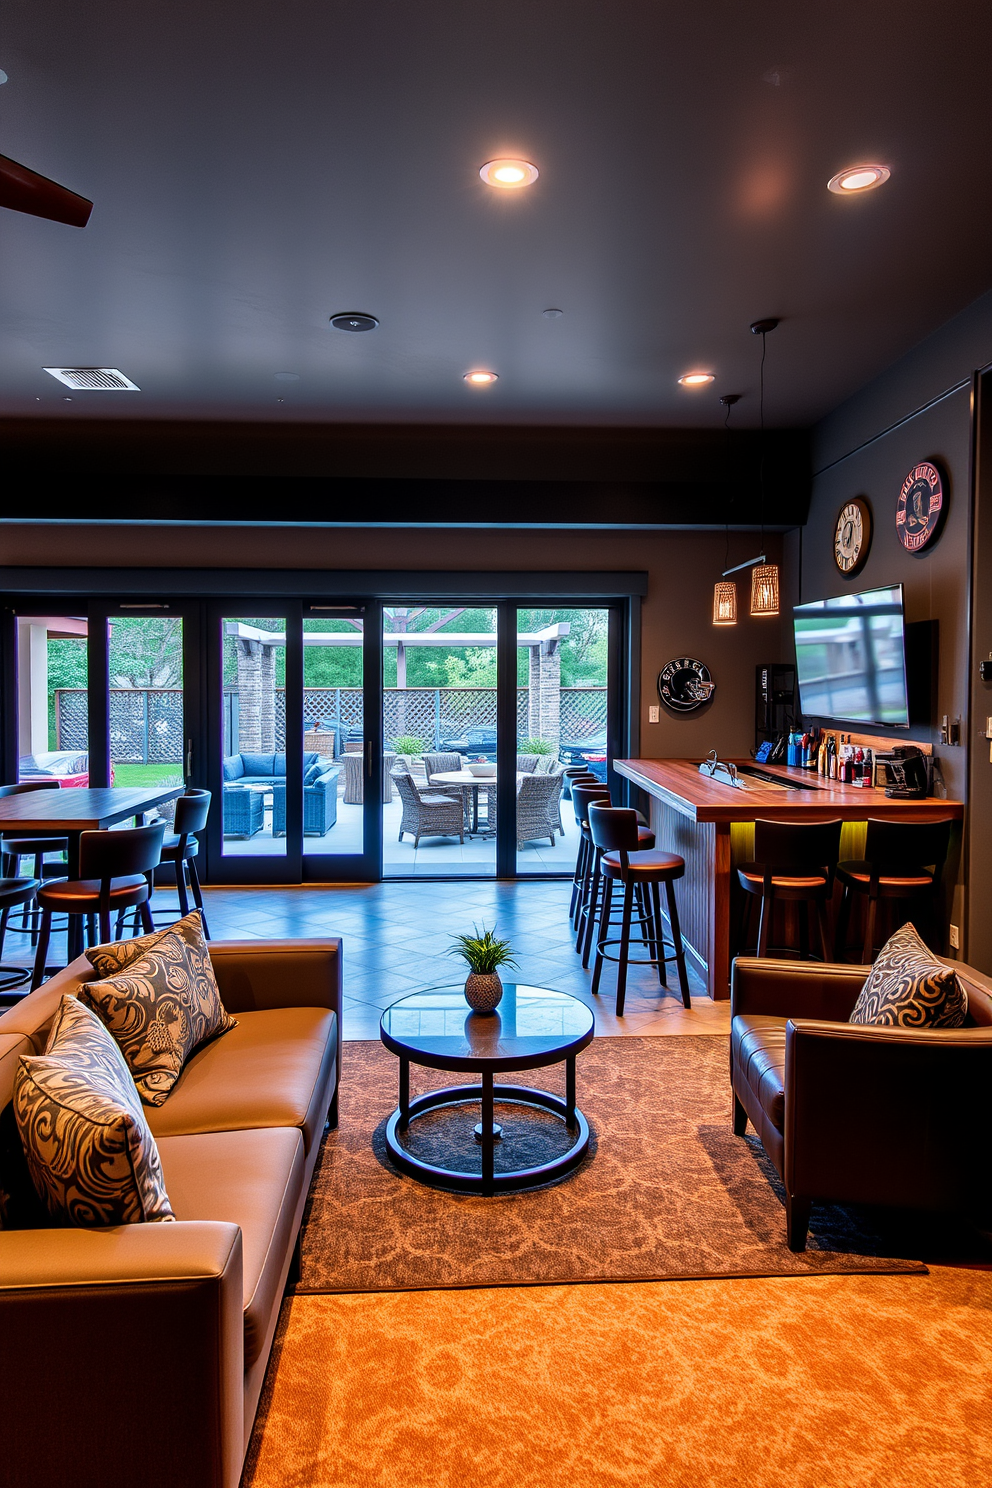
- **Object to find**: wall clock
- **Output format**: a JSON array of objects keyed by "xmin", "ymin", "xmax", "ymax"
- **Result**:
[
  {"xmin": 833, "ymin": 496, "xmax": 872, "ymax": 576},
  {"xmin": 896, "ymin": 462, "xmax": 946, "ymax": 553},
  {"xmin": 657, "ymin": 658, "xmax": 715, "ymax": 712}
]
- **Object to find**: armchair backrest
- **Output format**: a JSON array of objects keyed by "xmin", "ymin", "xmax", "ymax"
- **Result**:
[{"xmin": 423, "ymin": 752, "xmax": 463, "ymax": 780}]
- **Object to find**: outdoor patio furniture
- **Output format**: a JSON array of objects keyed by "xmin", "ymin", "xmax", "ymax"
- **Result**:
[
  {"xmin": 222, "ymin": 751, "xmax": 320, "ymax": 784},
  {"xmin": 517, "ymin": 753, "xmax": 541, "ymax": 773},
  {"xmin": 342, "ymin": 751, "xmax": 396, "ymax": 805},
  {"xmin": 222, "ymin": 784, "xmax": 264, "ymax": 838},
  {"xmin": 304, "ymin": 727, "xmax": 342, "ymax": 759},
  {"xmin": 392, "ymin": 769, "xmax": 465, "ymax": 848},
  {"xmin": 272, "ymin": 766, "xmax": 341, "ymax": 836},
  {"xmin": 424, "ymin": 753, "xmax": 468, "ymax": 824},
  {"xmin": 516, "ymin": 771, "xmax": 565, "ymax": 849}
]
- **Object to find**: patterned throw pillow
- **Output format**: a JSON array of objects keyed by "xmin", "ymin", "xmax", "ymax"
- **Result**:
[
  {"xmin": 849, "ymin": 922, "xmax": 967, "ymax": 1028},
  {"xmin": 80, "ymin": 910, "xmax": 237, "ymax": 1106},
  {"xmin": 14, "ymin": 995, "xmax": 175, "ymax": 1226}
]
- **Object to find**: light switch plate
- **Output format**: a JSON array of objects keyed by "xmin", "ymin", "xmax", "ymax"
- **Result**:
[{"xmin": 648, "ymin": 705, "xmax": 660, "ymax": 723}]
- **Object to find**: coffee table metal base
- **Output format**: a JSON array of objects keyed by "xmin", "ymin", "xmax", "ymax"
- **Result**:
[{"xmin": 385, "ymin": 1077, "xmax": 590, "ymax": 1194}]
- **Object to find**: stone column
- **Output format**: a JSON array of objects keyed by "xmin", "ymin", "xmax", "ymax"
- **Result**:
[
  {"xmin": 236, "ymin": 640, "xmax": 263, "ymax": 751},
  {"xmin": 527, "ymin": 640, "xmax": 561, "ymax": 746},
  {"xmin": 259, "ymin": 643, "xmax": 276, "ymax": 750}
]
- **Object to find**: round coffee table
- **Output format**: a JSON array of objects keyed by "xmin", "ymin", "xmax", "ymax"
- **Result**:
[{"xmin": 379, "ymin": 984, "xmax": 594, "ymax": 1194}]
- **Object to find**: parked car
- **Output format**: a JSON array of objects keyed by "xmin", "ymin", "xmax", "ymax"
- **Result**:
[
  {"xmin": 559, "ymin": 732, "xmax": 609, "ymax": 786},
  {"xmin": 442, "ymin": 727, "xmax": 498, "ymax": 760},
  {"xmin": 18, "ymin": 751, "xmax": 92, "ymax": 787}
]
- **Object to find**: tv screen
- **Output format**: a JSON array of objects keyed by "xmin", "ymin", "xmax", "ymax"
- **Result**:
[{"xmin": 793, "ymin": 585, "xmax": 910, "ymax": 727}]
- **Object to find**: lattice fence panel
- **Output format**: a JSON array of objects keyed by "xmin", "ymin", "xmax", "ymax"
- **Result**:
[
  {"xmin": 55, "ymin": 690, "xmax": 88, "ymax": 750},
  {"xmin": 559, "ymin": 687, "xmax": 608, "ymax": 740},
  {"xmin": 146, "ymin": 691, "xmax": 184, "ymax": 762}
]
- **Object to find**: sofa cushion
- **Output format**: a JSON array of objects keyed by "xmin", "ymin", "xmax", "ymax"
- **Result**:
[
  {"xmin": 240, "ymin": 752, "xmax": 275, "ymax": 778},
  {"xmin": 731, "ymin": 1014, "xmax": 787, "ymax": 1131},
  {"xmin": 158, "ymin": 1126, "xmax": 304, "ymax": 1365},
  {"xmin": 146, "ymin": 1006, "xmax": 337, "ymax": 1156},
  {"xmin": 304, "ymin": 761, "xmax": 323, "ymax": 786},
  {"xmin": 222, "ymin": 755, "xmax": 245, "ymax": 781},
  {"xmin": 80, "ymin": 912, "xmax": 237, "ymax": 1106},
  {"xmin": 14, "ymin": 995, "xmax": 175, "ymax": 1226},
  {"xmin": 850, "ymin": 922, "xmax": 968, "ymax": 1028}
]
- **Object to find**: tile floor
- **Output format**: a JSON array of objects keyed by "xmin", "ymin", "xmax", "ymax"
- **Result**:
[{"xmin": 1, "ymin": 879, "xmax": 731, "ymax": 1039}]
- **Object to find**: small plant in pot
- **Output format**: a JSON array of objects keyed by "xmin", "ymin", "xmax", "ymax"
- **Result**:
[{"xmin": 449, "ymin": 925, "xmax": 517, "ymax": 1013}]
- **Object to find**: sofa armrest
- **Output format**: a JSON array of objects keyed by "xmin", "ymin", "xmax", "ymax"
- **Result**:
[
  {"xmin": 0, "ymin": 1221, "xmax": 245, "ymax": 1488},
  {"xmin": 208, "ymin": 938, "xmax": 342, "ymax": 1015},
  {"xmin": 783, "ymin": 1019, "xmax": 992, "ymax": 1211},
  {"xmin": 731, "ymin": 957, "xmax": 869, "ymax": 1022}
]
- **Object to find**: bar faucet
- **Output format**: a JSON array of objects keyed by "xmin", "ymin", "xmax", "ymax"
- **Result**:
[{"xmin": 699, "ymin": 751, "xmax": 746, "ymax": 788}]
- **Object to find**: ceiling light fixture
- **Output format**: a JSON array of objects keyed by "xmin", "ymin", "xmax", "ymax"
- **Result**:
[
  {"xmin": 827, "ymin": 164, "xmax": 890, "ymax": 194},
  {"xmin": 479, "ymin": 159, "xmax": 539, "ymax": 189},
  {"xmin": 713, "ymin": 394, "xmax": 742, "ymax": 626},
  {"xmin": 678, "ymin": 371, "xmax": 715, "ymax": 387},
  {"xmin": 329, "ymin": 313, "xmax": 378, "ymax": 332},
  {"xmin": 464, "ymin": 370, "xmax": 498, "ymax": 385},
  {"xmin": 748, "ymin": 318, "xmax": 780, "ymax": 617}
]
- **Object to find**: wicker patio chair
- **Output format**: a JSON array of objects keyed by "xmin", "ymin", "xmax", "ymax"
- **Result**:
[
  {"xmin": 423, "ymin": 751, "xmax": 469, "ymax": 825},
  {"xmin": 516, "ymin": 771, "xmax": 565, "ymax": 849},
  {"xmin": 516, "ymin": 753, "xmax": 541, "ymax": 773},
  {"xmin": 392, "ymin": 769, "xmax": 465, "ymax": 848}
]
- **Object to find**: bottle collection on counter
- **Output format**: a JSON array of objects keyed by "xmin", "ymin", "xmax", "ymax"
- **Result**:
[{"xmin": 786, "ymin": 728, "xmax": 873, "ymax": 785}]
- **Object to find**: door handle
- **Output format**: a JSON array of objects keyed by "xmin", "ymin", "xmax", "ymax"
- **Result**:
[
  {"xmin": 185, "ymin": 738, "xmax": 193, "ymax": 779},
  {"xmin": 366, "ymin": 740, "xmax": 373, "ymax": 778}
]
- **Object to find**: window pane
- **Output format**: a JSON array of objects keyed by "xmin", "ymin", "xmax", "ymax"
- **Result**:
[
  {"xmin": 302, "ymin": 614, "xmax": 362, "ymax": 857},
  {"xmin": 108, "ymin": 615, "xmax": 184, "ymax": 801},
  {"xmin": 17, "ymin": 615, "xmax": 90, "ymax": 788},
  {"xmin": 221, "ymin": 616, "xmax": 286, "ymax": 857}
]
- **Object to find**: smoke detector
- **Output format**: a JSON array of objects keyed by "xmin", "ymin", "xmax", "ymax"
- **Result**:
[{"xmin": 44, "ymin": 367, "xmax": 140, "ymax": 390}]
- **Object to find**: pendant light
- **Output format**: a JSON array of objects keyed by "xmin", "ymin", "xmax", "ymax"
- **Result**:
[
  {"xmin": 712, "ymin": 395, "xmax": 740, "ymax": 625},
  {"xmin": 749, "ymin": 319, "xmax": 780, "ymax": 617}
]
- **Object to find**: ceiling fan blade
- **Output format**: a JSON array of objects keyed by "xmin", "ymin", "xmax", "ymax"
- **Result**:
[{"xmin": 0, "ymin": 152, "xmax": 93, "ymax": 227}]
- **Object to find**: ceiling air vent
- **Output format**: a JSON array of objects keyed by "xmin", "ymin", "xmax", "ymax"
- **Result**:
[{"xmin": 43, "ymin": 367, "xmax": 140, "ymax": 391}]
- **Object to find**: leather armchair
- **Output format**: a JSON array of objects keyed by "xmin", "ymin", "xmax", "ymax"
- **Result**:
[{"xmin": 730, "ymin": 956, "xmax": 992, "ymax": 1252}]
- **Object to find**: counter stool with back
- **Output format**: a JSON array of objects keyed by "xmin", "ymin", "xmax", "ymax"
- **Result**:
[
  {"xmin": 736, "ymin": 818, "xmax": 843, "ymax": 962},
  {"xmin": 835, "ymin": 817, "xmax": 951, "ymax": 961}
]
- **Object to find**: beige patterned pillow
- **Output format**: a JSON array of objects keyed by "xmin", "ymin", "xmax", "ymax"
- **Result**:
[
  {"xmin": 849, "ymin": 922, "xmax": 967, "ymax": 1028},
  {"xmin": 14, "ymin": 995, "xmax": 175, "ymax": 1226},
  {"xmin": 80, "ymin": 910, "xmax": 236, "ymax": 1106}
]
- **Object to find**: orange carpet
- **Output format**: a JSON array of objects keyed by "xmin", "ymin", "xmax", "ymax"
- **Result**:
[{"xmin": 244, "ymin": 1267, "xmax": 992, "ymax": 1488}]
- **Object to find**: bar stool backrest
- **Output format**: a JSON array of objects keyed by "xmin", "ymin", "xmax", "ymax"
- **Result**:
[
  {"xmin": 863, "ymin": 818, "xmax": 951, "ymax": 878},
  {"xmin": 78, "ymin": 822, "xmax": 166, "ymax": 881},
  {"xmin": 0, "ymin": 780, "xmax": 62, "ymax": 796},
  {"xmin": 753, "ymin": 819, "xmax": 842, "ymax": 877},
  {"xmin": 572, "ymin": 783, "xmax": 610, "ymax": 831},
  {"xmin": 587, "ymin": 804, "xmax": 639, "ymax": 856},
  {"xmin": 173, "ymin": 788, "xmax": 211, "ymax": 838}
]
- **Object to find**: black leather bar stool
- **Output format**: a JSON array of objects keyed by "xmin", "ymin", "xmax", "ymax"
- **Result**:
[
  {"xmin": 736, "ymin": 819, "xmax": 842, "ymax": 961},
  {"xmin": 0, "ymin": 781, "xmax": 69, "ymax": 944},
  {"xmin": 31, "ymin": 822, "xmax": 166, "ymax": 989},
  {"xmin": 570, "ymin": 782, "xmax": 612, "ymax": 955},
  {"xmin": 0, "ymin": 877, "xmax": 42, "ymax": 992},
  {"xmin": 567, "ymin": 774, "xmax": 606, "ymax": 927},
  {"xmin": 157, "ymin": 788, "xmax": 211, "ymax": 936},
  {"xmin": 588, "ymin": 804, "xmax": 691, "ymax": 1014},
  {"xmin": 835, "ymin": 818, "xmax": 951, "ymax": 961}
]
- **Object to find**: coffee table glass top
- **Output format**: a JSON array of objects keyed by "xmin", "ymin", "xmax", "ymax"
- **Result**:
[{"xmin": 380, "ymin": 984, "xmax": 594, "ymax": 1068}]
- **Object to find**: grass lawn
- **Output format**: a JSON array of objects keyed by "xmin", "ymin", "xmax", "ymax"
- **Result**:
[{"xmin": 112, "ymin": 763, "xmax": 184, "ymax": 789}]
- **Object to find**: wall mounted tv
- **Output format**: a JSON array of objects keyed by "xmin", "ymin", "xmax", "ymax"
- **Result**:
[{"xmin": 793, "ymin": 584, "xmax": 910, "ymax": 728}]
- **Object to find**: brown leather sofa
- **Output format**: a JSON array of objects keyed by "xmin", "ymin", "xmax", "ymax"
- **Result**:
[
  {"xmin": 0, "ymin": 938, "xmax": 341, "ymax": 1488},
  {"xmin": 730, "ymin": 954, "xmax": 992, "ymax": 1252}
]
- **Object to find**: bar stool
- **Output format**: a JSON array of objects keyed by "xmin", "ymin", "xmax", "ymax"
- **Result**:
[
  {"xmin": 31, "ymin": 822, "xmax": 167, "ymax": 989},
  {"xmin": 588, "ymin": 804, "xmax": 691, "ymax": 1014},
  {"xmin": 736, "ymin": 819, "xmax": 842, "ymax": 961},
  {"xmin": 157, "ymin": 789, "xmax": 211, "ymax": 936},
  {"xmin": 567, "ymin": 775, "xmax": 607, "ymax": 927},
  {"xmin": 570, "ymin": 782, "xmax": 613, "ymax": 952},
  {"xmin": 835, "ymin": 818, "xmax": 951, "ymax": 961},
  {"xmin": 0, "ymin": 877, "xmax": 42, "ymax": 993},
  {"xmin": 0, "ymin": 781, "xmax": 69, "ymax": 943}
]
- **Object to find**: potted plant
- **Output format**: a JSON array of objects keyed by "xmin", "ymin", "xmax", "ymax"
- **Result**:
[
  {"xmin": 449, "ymin": 924, "xmax": 517, "ymax": 1012},
  {"xmin": 519, "ymin": 737, "xmax": 555, "ymax": 755}
]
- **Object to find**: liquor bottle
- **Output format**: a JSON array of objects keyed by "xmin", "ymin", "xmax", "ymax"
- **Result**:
[
  {"xmin": 864, "ymin": 748, "xmax": 873, "ymax": 787},
  {"xmin": 828, "ymin": 736, "xmax": 837, "ymax": 779},
  {"xmin": 854, "ymin": 746, "xmax": 864, "ymax": 783}
]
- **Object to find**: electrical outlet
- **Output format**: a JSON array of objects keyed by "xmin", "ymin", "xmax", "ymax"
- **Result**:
[
  {"xmin": 949, "ymin": 924, "xmax": 960, "ymax": 950},
  {"xmin": 648, "ymin": 705, "xmax": 660, "ymax": 723}
]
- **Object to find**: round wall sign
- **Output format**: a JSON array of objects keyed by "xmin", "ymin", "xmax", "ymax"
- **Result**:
[
  {"xmin": 833, "ymin": 496, "xmax": 872, "ymax": 575},
  {"xmin": 896, "ymin": 462, "xmax": 945, "ymax": 553},
  {"xmin": 657, "ymin": 658, "xmax": 715, "ymax": 712}
]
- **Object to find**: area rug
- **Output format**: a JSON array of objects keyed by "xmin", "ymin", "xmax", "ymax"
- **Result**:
[
  {"xmin": 297, "ymin": 1037, "xmax": 937, "ymax": 1290},
  {"xmin": 244, "ymin": 1269, "xmax": 992, "ymax": 1488}
]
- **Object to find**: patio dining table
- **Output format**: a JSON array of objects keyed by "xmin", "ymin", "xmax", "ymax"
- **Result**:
[{"xmin": 428, "ymin": 770, "xmax": 523, "ymax": 837}]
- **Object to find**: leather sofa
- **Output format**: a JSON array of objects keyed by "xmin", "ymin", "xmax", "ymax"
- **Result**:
[
  {"xmin": 731, "ymin": 954, "xmax": 992, "ymax": 1251},
  {"xmin": 0, "ymin": 937, "xmax": 341, "ymax": 1488}
]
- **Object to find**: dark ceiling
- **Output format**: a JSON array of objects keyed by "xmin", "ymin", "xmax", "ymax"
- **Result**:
[{"xmin": 2, "ymin": 0, "xmax": 991, "ymax": 430}]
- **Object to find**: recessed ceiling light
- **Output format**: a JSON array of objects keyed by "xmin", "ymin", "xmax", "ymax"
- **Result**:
[
  {"xmin": 479, "ymin": 159, "xmax": 539, "ymax": 189},
  {"xmin": 543, "ymin": 308, "xmax": 563, "ymax": 319},
  {"xmin": 464, "ymin": 370, "xmax": 499, "ymax": 385},
  {"xmin": 274, "ymin": 371, "xmax": 300, "ymax": 381},
  {"xmin": 827, "ymin": 164, "xmax": 890, "ymax": 194},
  {"xmin": 678, "ymin": 371, "xmax": 715, "ymax": 387},
  {"xmin": 329, "ymin": 313, "xmax": 379, "ymax": 332}
]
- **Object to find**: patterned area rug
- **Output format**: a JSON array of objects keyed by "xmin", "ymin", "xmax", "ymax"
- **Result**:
[{"xmin": 296, "ymin": 1037, "xmax": 944, "ymax": 1290}]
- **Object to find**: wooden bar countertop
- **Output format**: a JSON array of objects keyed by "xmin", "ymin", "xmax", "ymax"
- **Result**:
[{"xmin": 613, "ymin": 758, "xmax": 964, "ymax": 823}]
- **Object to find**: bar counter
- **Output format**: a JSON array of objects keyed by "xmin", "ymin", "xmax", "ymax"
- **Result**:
[{"xmin": 614, "ymin": 757, "xmax": 964, "ymax": 1000}]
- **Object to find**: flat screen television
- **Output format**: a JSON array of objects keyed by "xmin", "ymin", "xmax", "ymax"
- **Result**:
[{"xmin": 793, "ymin": 584, "xmax": 910, "ymax": 727}]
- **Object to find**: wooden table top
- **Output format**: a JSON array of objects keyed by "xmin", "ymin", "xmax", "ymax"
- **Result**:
[
  {"xmin": 614, "ymin": 758, "xmax": 965, "ymax": 824},
  {"xmin": 0, "ymin": 785, "xmax": 184, "ymax": 831}
]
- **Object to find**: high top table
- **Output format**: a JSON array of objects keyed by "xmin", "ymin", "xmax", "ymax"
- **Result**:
[
  {"xmin": 0, "ymin": 785, "xmax": 185, "ymax": 961},
  {"xmin": 614, "ymin": 758, "xmax": 964, "ymax": 1000}
]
